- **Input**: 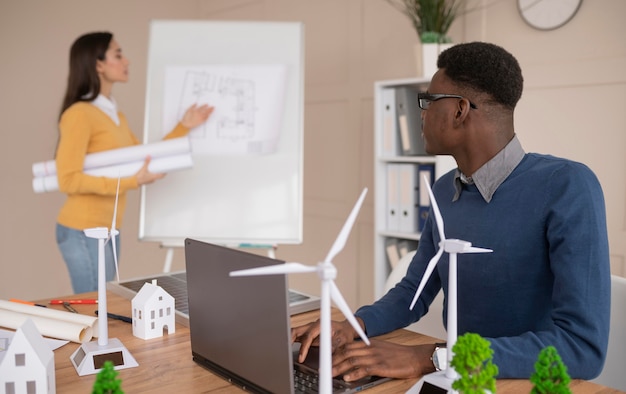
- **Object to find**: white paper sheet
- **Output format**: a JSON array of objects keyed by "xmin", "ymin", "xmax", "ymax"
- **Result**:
[{"xmin": 162, "ymin": 65, "xmax": 287, "ymax": 155}]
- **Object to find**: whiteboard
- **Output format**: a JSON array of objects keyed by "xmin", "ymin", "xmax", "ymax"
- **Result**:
[{"xmin": 139, "ymin": 20, "xmax": 304, "ymax": 247}]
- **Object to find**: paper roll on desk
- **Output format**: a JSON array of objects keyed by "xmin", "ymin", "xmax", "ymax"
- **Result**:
[{"xmin": 0, "ymin": 300, "xmax": 98, "ymax": 343}]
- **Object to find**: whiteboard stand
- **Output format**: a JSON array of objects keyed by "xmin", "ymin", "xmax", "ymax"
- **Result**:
[
  {"xmin": 266, "ymin": 245, "xmax": 277, "ymax": 259},
  {"xmin": 162, "ymin": 247, "xmax": 175, "ymax": 273}
]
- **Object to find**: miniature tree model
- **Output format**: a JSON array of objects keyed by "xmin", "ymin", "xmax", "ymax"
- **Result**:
[
  {"xmin": 450, "ymin": 332, "xmax": 498, "ymax": 394},
  {"xmin": 92, "ymin": 360, "xmax": 124, "ymax": 394},
  {"xmin": 530, "ymin": 346, "xmax": 572, "ymax": 394}
]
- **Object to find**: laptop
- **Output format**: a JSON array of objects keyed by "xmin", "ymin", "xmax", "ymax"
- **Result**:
[
  {"xmin": 184, "ymin": 238, "xmax": 392, "ymax": 394},
  {"xmin": 107, "ymin": 262, "xmax": 320, "ymax": 328}
]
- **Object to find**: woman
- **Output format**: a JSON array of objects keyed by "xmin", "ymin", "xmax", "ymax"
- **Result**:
[{"xmin": 55, "ymin": 31, "xmax": 213, "ymax": 294}]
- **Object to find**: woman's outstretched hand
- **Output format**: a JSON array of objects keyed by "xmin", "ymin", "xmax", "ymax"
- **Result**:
[{"xmin": 180, "ymin": 103, "xmax": 214, "ymax": 129}]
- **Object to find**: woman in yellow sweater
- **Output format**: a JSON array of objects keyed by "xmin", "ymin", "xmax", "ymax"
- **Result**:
[{"xmin": 56, "ymin": 31, "xmax": 213, "ymax": 293}]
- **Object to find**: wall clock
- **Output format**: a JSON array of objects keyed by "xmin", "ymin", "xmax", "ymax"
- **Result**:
[{"xmin": 517, "ymin": 0, "xmax": 583, "ymax": 30}]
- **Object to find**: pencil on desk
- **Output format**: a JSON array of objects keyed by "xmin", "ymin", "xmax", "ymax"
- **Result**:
[
  {"xmin": 50, "ymin": 299, "xmax": 98, "ymax": 305},
  {"xmin": 9, "ymin": 298, "xmax": 47, "ymax": 308}
]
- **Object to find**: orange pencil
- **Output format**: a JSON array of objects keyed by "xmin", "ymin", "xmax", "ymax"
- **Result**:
[{"xmin": 9, "ymin": 298, "xmax": 47, "ymax": 307}]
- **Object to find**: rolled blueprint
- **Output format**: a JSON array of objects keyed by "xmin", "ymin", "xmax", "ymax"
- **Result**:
[
  {"xmin": 32, "ymin": 152, "xmax": 193, "ymax": 193},
  {"xmin": 0, "ymin": 300, "xmax": 99, "ymax": 343},
  {"xmin": 0, "ymin": 308, "xmax": 92, "ymax": 343},
  {"xmin": 32, "ymin": 136, "xmax": 191, "ymax": 177}
]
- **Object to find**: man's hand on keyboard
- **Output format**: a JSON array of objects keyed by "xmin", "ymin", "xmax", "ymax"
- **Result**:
[
  {"xmin": 331, "ymin": 339, "xmax": 435, "ymax": 382},
  {"xmin": 291, "ymin": 318, "xmax": 364, "ymax": 365}
]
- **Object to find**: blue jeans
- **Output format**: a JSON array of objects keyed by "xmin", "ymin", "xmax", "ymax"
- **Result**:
[{"xmin": 56, "ymin": 223, "xmax": 120, "ymax": 294}]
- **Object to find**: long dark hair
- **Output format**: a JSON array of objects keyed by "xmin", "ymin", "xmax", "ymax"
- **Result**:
[
  {"xmin": 59, "ymin": 31, "xmax": 113, "ymax": 118},
  {"xmin": 56, "ymin": 32, "xmax": 112, "ymax": 156}
]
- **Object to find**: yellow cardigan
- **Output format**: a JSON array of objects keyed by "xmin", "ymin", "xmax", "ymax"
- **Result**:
[{"xmin": 56, "ymin": 102, "xmax": 188, "ymax": 230}]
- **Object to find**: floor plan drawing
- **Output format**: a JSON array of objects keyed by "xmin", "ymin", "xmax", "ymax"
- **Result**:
[{"xmin": 162, "ymin": 64, "xmax": 287, "ymax": 155}]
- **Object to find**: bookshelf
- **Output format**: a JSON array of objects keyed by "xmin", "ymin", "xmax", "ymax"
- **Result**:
[{"xmin": 373, "ymin": 77, "xmax": 457, "ymax": 299}]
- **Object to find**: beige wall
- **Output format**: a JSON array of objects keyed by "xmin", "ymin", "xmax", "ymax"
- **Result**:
[{"xmin": 1, "ymin": 0, "xmax": 624, "ymax": 309}]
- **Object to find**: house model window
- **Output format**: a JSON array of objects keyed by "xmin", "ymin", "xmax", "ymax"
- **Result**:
[{"xmin": 15, "ymin": 353, "xmax": 26, "ymax": 366}]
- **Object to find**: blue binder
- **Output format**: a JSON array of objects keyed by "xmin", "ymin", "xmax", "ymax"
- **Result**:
[{"xmin": 417, "ymin": 163, "xmax": 435, "ymax": 231}]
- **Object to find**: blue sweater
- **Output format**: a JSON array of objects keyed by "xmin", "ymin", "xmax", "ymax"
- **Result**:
[{"xmin": 356, "ymin": 153, "xmax": 610, "ymax": 379}]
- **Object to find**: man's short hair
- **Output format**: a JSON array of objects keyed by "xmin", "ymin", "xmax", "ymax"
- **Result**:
[{"xmin": 438, "ymin": 42, "xmax": 523, "ymax": 110}]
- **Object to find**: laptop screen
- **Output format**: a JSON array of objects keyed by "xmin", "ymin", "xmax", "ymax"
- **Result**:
[{"xmin": 185, "ymin": 238, "xmax": 295, "ymax": 393}]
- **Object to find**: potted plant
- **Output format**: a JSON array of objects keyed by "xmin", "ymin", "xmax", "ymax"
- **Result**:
[
  {"xmin": 450, "ymin": 332, "xmax": 498, "ymax": 394},
  {"xmin": 385, "ymin": 0, "xmax": 463, "ymax": 77},
  {"xmin": 530, "ymin": 346, "xmax": 572, "ymax": 394}
]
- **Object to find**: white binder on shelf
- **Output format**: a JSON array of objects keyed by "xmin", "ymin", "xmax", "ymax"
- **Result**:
[
  {"xmin": 386, "ymin": 163, "xmax": 401, "ymax": 232},
  {"xmin": 398, "ymin": 164, "xmax": 419, "ymax": 233},
  {"xmin": 395, "ymin": 87, "xmax": 425, "ymax": 156},
  {"xmin": 381, "ymin": 88, "xmax": 398, "ymax": 156}
]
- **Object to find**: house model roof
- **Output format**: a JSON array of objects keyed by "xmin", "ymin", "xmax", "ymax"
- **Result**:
[
  {"xmin": 132, "ymin": 280, "xmax": 174, "ymax": 305},
  {"xmin": 0, "ymin": 318, "xmax": 54, "ymax": 368}
]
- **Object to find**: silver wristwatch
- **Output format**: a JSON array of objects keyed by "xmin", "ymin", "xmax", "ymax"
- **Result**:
[{"xmin": 431, "ymin": 343, "xmax": 447, "ymax": 371}]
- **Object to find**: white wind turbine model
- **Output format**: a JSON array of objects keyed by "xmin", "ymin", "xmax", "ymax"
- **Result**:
[
  {"xmin": 70, "ymin": 177, "xmax": 138, "ymax": 376},
  {"xmin": 230, "ymin": 188, "xmax": 370, "ymax": 394},
  {"xmin": 407, "ymin": 177, "xmax": 492, "ymax": 394}
]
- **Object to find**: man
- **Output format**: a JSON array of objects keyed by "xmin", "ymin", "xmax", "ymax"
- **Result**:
[{"xmin": 292, "ymin": 42, "xmax": 610, "ymax": 380}]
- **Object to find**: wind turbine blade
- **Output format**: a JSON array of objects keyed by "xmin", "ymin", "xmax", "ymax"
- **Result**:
[
  {"xmin": 424, "ymin": 176, "xmax": 446, "ymax": 244},
  {"xmin": 330, "ymin": 281, "xmax": 370, "ymax": 345},
  {"xmin": 111, "ymin": 175, "xmax": 120, "ymax": 232},
  {"xmin": 111, "ymin": 175, "xmax": 121, "ymax": 282},
  {"xmin": 324, "ymin": 188, "xmax": 368, "ymax": 263},
  {"xmin": 409, "ymin": 247, "xmax": 444, "ymax": 310},
  {"xmin": 229, "ymin": 262, "xmax": 317, "ymax": 277},
  {"xmin": 464, "ymin": 247, "xmax": 493, "ymax": 253},
  {"xmin": 111, "ymin": 232, "xmax": 119, "ymax": 282}
]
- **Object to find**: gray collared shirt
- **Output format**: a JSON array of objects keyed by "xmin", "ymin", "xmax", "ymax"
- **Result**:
[{"xmin": 453, "ymin": 135, "xmax": 525, "ymax": 202}]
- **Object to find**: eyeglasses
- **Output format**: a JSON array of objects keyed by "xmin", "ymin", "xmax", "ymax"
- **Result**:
[{"xmin": 418, "ymin": 93, "xmax": 478, "ymax": 110}]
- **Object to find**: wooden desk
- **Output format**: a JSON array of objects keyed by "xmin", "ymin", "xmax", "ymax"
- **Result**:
[{"xmin": 43, "ymin": 292, "xmax": 618, "ymax": 393}]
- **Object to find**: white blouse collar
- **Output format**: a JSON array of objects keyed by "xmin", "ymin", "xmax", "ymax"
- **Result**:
[{"xmin": 90, "ymin": 94, "xmax": 120, "ymax": 126}]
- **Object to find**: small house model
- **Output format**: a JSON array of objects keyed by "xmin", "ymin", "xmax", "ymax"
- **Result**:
[
  {"xmin": 131, "ymin": 279, "xmax": 176, "ymax": 340},
  {"xmin": 0, "ymin": 318, "xmax": 55, "ymax": 394}
]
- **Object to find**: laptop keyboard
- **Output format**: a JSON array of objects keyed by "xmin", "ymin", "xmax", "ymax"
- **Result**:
[
  {"xmin": 289, "ymin": 290, "xmax": 311, "ymax": 303},
  {"xmin": 293, "ymin": 364, "xmax": 350, "ymax": 394},
  {"xmin": 294, "ymin": 364, "xmax": 320, "ymax": 394}
]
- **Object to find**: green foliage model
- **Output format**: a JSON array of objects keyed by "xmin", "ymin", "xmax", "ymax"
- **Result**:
[
  {"xmin": 450, "ymin": 332, "xmax": 498, "ymax": 394},
  {"xmin": 530, "ymin": 346, "xmax": 572, "ymax": 394},
  {"xmin": 92, "ymin": 361, "xmax": 124, "ymax": 394}
]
